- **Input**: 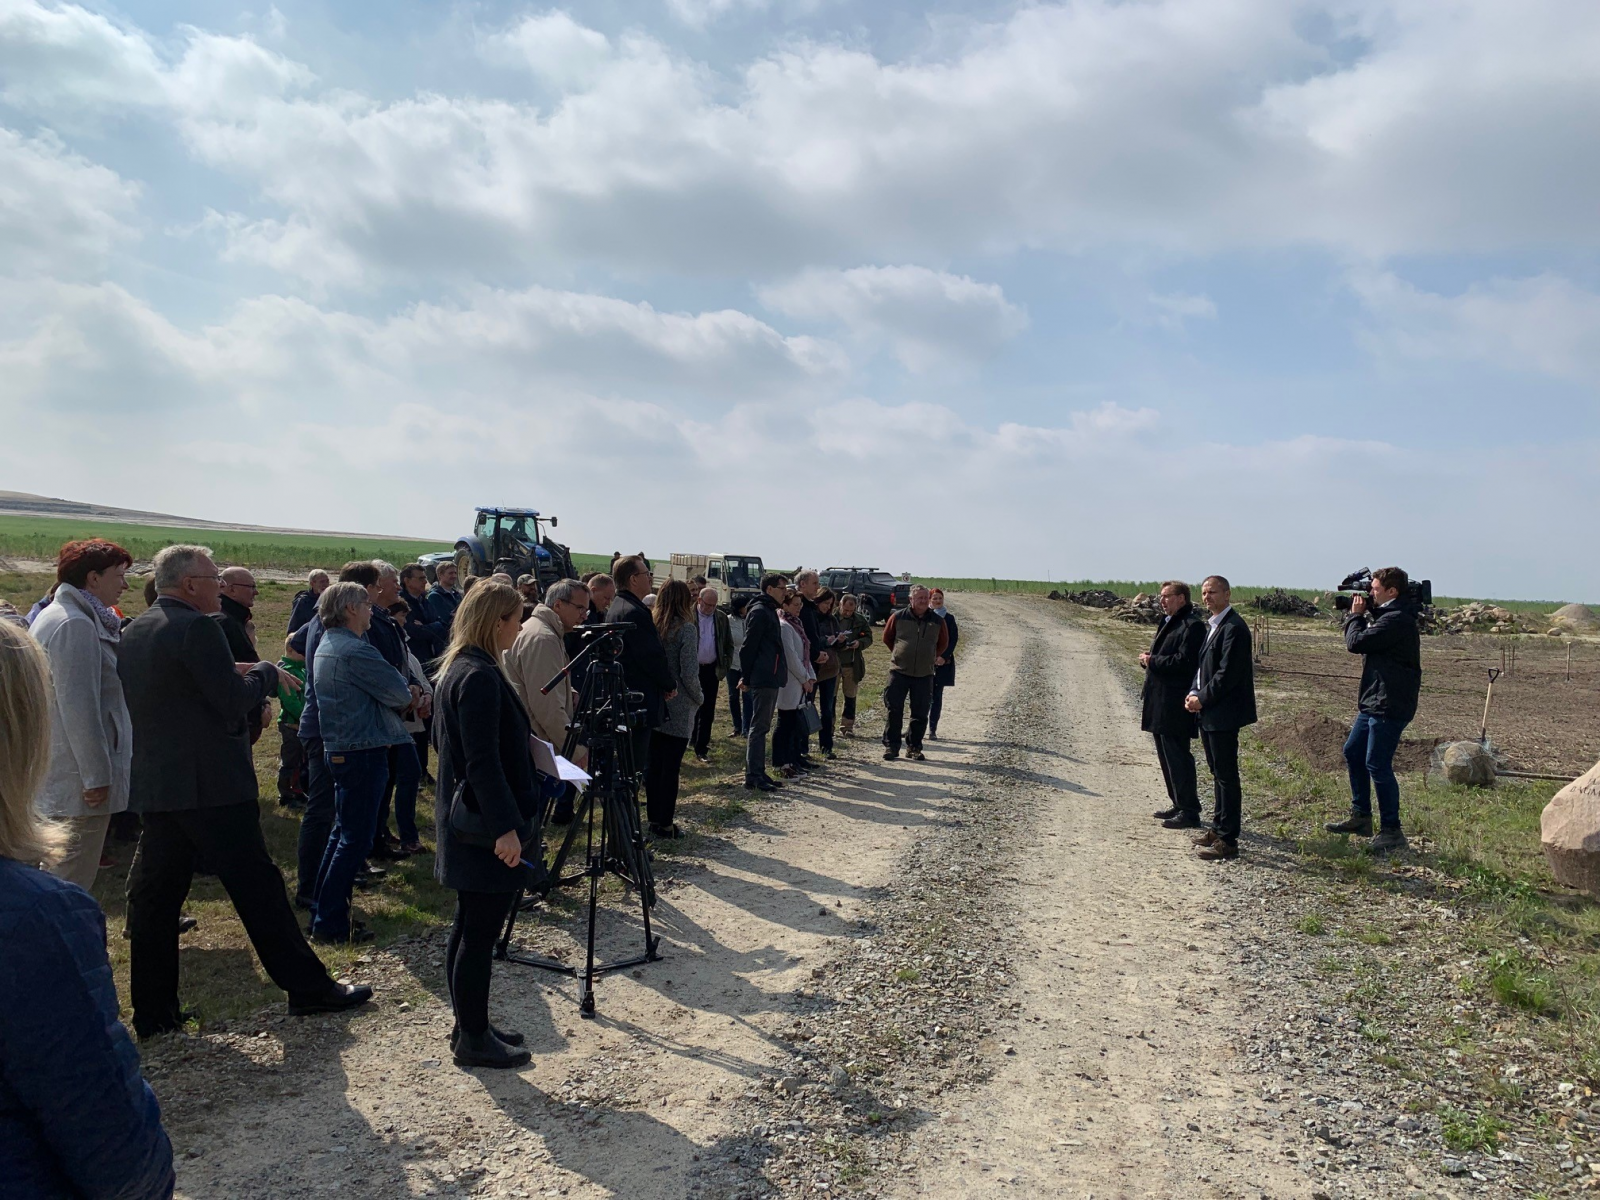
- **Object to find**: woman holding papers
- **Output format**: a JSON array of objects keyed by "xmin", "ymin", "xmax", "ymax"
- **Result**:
[{"xmin": 432, "ymin": 581, "xmax": 537, "ymax": 1070}]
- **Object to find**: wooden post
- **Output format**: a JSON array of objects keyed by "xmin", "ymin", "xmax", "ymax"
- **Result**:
[{"xmin": 1568, "ymin": 641, "xmax": 1574, "ymax": 683}]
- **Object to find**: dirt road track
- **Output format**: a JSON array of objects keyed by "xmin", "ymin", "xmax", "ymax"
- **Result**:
[{"xmin": 152, "ymin": 595, "xmax": 1318, "ymax": 1197}]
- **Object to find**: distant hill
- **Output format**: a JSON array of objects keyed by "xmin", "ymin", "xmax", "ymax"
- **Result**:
[{"xmin": 0, "ymin": 491, "xmax": 419, "ymax": 542}]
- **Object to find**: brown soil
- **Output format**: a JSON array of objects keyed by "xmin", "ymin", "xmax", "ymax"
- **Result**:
[
  {"xmin": 1256, "ymin": 711, "xmax": 1444, "ymax": 774},
  {"xmin": 1251, "ymin": 620, "xmax": 1600, "ymax": 776}
]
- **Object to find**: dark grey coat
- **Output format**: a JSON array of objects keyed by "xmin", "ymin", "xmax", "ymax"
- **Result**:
[
  {"xmin": 1140, "ymin": 604, "xmax": 1204, "ymax": 736},
  {"xmin": 1194, "ymin": 608, "xmax": 1258, "ymax": 732},
  {"xmin": 432, "ymin": 647, "xmax": 539, "ymax": 893},
  {"xmin": 117, "ymin": 596, "xmax": 278, "ymax": 812}
]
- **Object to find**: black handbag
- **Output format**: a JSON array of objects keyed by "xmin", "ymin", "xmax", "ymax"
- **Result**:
[{"xmin": 799, "ymin": 697, "xmax": 822, "ymax": 735}]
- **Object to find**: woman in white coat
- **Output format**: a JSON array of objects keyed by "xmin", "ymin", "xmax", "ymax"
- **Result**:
[
  {"xmin": 773, "ymin": 590, "xmax": 815, "ymax": 778},
  {"xmin": 29, "ymin": 539, "xmax": 135, "ymax": 891}
]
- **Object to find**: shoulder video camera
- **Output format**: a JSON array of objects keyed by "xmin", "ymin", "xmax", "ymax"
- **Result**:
[{"xmin": 1333, "ymin": 568, "xmax": 1432, "ymax": 612}]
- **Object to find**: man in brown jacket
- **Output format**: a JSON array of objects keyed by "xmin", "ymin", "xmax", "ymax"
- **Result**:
[
  {"xmin": 880, "ymin": 586, "xmax": 948, "ymax": 762},
  {"xmin": 504, "ymin": 580, "xmax": 591, "ymax": 820}
]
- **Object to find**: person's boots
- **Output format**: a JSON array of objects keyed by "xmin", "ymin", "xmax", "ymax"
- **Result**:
[
  {"xmin": 1370, "ymin": 827, "xmax": 1410, "ymax": 856},
  {"xmin": 453, "ymin": 1028, "xmax": 531, "ymax": 1069},
  {"xmin": 841, "ymin": 719, "xmax": 855, "ymax": 737},
  {"xmin": 1326, "ymin": 813, "xmax": 1374, "ymax": 837}
]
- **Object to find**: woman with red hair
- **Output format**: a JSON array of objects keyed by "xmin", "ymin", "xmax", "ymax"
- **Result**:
[{"xmin": 29, "ymin": 538, "xmax": 135, "ymax": 892}]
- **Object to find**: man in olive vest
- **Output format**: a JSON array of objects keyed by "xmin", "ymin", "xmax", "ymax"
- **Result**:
[{"xmin": 880, "ymin": 586, "xmax": 949, "ymax": 762}]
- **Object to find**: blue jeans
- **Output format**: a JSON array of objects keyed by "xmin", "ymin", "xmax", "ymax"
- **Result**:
[
  {"xmin": 375, "ymin": 739, "xmax": 421, "ymax": 847},
  {"xmin": 295, "ymin": 735, "xmax": 334, "ymax": 905},
  {"xmin": 312, "ymin": 747, "xmax": 389, "ymax": 938},
  {"xmin": 1343, "ymin": 712, "xmax": 1407, "ymax": 831}
]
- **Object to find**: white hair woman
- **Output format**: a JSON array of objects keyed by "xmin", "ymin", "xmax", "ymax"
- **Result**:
[
  {"xmin": 29, "ymin": 538, "xmax": 135, "ymax": 891},
  {"xmin": 0, "ymin": 620, "xmax": 176, "ymax": 1195}
]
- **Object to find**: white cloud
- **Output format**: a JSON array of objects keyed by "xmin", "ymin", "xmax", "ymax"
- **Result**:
[
  {"xmin": 7, "ymin": 0, "xmax": 1598, "ymax": 285},
  {"xmin": 0, "ymin": 128, "xmax": 140, "ymax": 276},
  {"xmin": 481, "ymin": 11, "xmax": 613, "ymax": 89},
  {"xmin": 1147, "ymin": 291, "xmax": 1218, "ymax": 331},
  {"xmin": 1351, "ymin": 270, "xmax": 1600, "ymax": 382},
  {"xmin": 760, "ymin": 265, "xmax": 1027, "ymax": 372},
  {"xmin": 665, "ymin": 0, "xmax": 768, "ymax": 29}
]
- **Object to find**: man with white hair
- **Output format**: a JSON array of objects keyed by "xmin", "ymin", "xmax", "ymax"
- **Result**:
[
  {"xmin": 119, "ymin": 545, "xmax": 371, "ymax": 1037},
  {"xmin": 879, "ymin": 585, "xmax": 948, "ymax": 762},
  {"xmin": 690, "ymin": 586, "xmax": 732, "ymax": 764},
  {"xmin": 506, "ymin": 578, "xmax": 591, "ymax": 824}
]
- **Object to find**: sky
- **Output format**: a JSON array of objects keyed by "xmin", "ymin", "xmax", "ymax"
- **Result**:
[{"xmin": 1, "ymin": 0, "xmax": 1596, "ymax": 599}]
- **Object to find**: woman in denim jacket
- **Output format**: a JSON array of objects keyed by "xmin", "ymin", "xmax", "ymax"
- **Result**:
[{"xmin": 308, "ymin": 582, "xmax": 414, "ymax": 944}]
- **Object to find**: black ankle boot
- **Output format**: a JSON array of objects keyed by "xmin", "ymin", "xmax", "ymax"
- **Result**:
[
  {"xmin": 451, "ymin": 1022, "xmax": 525, "ymax": 1049},
  {"xmin": 1326, "ymin": 814, "xmax": 1374, "ymax": 837},
  {"xmin": 453, "ymin": 1029, "xmax": 531, "ymax": 1069}
]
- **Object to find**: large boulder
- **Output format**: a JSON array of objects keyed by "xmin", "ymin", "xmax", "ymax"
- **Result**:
[
  {"xmin": 1433, "ymin": 741, "xmax": 1497, "ymax": 787},
  {"xmin": 1550, "ymin": 603, "xmax": 1599, "ymax": 634},
  {"xmin": 1542, "ymin": 760, "xmax": 1600, "ymax": 895}
]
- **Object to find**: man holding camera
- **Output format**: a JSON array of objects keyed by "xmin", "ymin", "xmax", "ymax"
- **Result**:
[{"xmin": 1326, "ymin": 567, "xmax": 1421, "ymax": 855}]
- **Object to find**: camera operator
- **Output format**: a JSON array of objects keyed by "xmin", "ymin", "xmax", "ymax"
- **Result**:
[{"xmin": 1326, "ymin": 566, "xmax": 1420, "ymax": 856}]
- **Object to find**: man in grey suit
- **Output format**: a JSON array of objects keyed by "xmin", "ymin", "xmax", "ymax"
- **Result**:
[{"xmin": 119, "ymin": 544, "xmax": 372, "ymax": 1039}]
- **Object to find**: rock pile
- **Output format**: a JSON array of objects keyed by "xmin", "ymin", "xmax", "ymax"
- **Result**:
[
  {"xmin": 1421, "ymin": 602, "xmax": 1520, "ymax": 635},
  {"xmin": 1109, "ymin": 592, "xmax": 1162, "ymax": 625},
  {"xmin": 1054, "ymin": 588, "xmax": 1121, "ymax": 608},
  {"xmin": 1542, "ymin": 759, "xmax": 1600, "ymax": 895},
  {"xmin": 1249, "ymin": 588, "xmax": 1320, "ymax": 618},
  {"xmin": 1549, "ymin": 603, "xmax": 1599, "ymax": 635}
]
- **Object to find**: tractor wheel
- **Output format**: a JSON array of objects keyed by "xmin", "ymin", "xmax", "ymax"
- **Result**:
[{"xmin": 453, "ymin": 546, "xmax": 478, "ymax": 582}]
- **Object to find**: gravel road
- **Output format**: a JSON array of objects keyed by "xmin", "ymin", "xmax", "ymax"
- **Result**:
[{"xmin": 145, "ymin": 595, "xmax": 1533, "ymax": 1198}]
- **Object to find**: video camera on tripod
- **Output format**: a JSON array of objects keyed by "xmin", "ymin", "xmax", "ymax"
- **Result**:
[{"xmin": 494, "ymin": 620, "xmax": 663, "ymax": 1018}]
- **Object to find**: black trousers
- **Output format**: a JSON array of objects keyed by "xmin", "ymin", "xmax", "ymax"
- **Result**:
[
  {"xmin": 277, "ymin": 724, "xmax": 306, "ymax": 802},
  {"xmin": 127, "ymin": 801, "xmax": 332, "ymax": 1035},
  {"xmin": 645, "ymin": 730, "xmax": 689, "ymax": 828},
  {"xmin": 691, "ymin": 663, "xmax": 721, "ymax": 758},
  {"xmin": 883, "ymin": 671, "xmax": 932, "ymax": 751},
  {"xmin": 1201, "ymin": 728, "xmax": 1242, "ymax": 843},
  {"xmin": 447, "ymin": 889, "xmax": 518, "ymax": 1037},
  {"xmin": 930, "ymin": 683, "xmax": 947, "ymax": 735},
  {"xmin": 1154, "ymin": 732, "xmax": 1200, "ymax": 815},
  {"xmin": 296, "ymin": 736, "xmax": 334, "ymax": 905}
]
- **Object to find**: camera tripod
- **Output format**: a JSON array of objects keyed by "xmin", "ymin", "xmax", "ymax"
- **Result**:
[{"xmin": 494, "ymin": 625, "xmax": 662, "ymax": 1018}]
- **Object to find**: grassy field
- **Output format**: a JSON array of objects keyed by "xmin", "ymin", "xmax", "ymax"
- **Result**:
[
  {"xmin": 919, "ymin": 575, "xmax": 1573, "ymax": 614},
  {"xmin": 0, "ymin": 513, "xmax": 613, "ymax": 576},
  {"xmin": 1, "ymin": 568, "xmax": 886, "ymax": 1027}
]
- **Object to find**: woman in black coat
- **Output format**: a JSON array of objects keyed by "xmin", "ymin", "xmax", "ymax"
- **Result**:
[
  {"xmin": 928, "ymin": 589, "xmax": 959, "ymax": 739},
  {"xmin": 432, "ymin": 582, "xmax": 536, "ymax": 1070}
]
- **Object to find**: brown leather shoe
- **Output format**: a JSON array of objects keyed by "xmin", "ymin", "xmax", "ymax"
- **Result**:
[
  {"xmin": 1192, "ymin": 830, "xmax": 1218, "ymax": 848},
  {"xmin": 1197, "ymin": 840, "xmax": 1238, "ymax": 861}
]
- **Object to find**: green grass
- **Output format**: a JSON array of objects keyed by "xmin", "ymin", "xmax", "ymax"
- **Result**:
[
  {"xmin": 1484, "ymin": 952, "xmax": 1562, "ymax": 1017},
  {"xmin": 1439, "ymin": 1105, "xmax": 1507, "ymax": 1152},
  {"xmin": 0, "ymin": 513, "xmax": 613, "ymax": 575},
  {"xmin": 1295, "ymin": 912, "xmax": 1327, "ymax": 935}
]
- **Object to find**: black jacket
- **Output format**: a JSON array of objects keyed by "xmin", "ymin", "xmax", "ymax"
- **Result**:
[
  {"xmin": 739, "ymin": 594, "xmax": 787, "ymax": 690},
  {"xmin": 288, "ymin": 589, "xmax": 319, "ymax": 636},
  {"xmin": 606, "ymin": 590, "xmax": 675, "ymax": 728},
  {"xmin": 118, "ymin": 596, "xmax": 279, "ymax": 812},
  {"xmin": 401, "ymin": 591, "xmax": 447, "ymax": 665},
  {"xmin": 1193, "ymin": 607, "xmax": 1257, "ymax": 732},
  {"xmin": 213, "ymin": 594, "xmax": 257, "ymax": 663},
  {"xmin": 431, "ymin": 647, "xmax": 538, "ymax": 893},
  {"xmin": 1345, "ymin": 602, "xmax": 1422, "ymax": 724},
  {"xmin": 799, "ymin": 595, "xmax": 825, "ymax": 668},
  {"xmin": 933, "ymin": 611, "xmax": 960, "ymax": 687},
  {"xmin": 1140, "ymin": 603, "xmax": 1204, "ymax": 735}
]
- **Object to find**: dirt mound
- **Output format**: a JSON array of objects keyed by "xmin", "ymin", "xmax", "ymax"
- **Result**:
[
  {"xmin": 1257, "ymin": 712, "xmax": 1442, "ymax": 774},
  {"xmin": 1550, "ymin": 603, "xmax": 1599, "ymax": 633}
]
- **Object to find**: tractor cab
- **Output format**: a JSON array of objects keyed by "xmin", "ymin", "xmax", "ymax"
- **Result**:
[{"xmin": 454, "ymin": 506, "xmax": 575, "ymax": 591}]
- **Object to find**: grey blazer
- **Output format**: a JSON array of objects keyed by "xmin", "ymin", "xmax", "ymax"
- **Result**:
[
  {"xmin": 654, "ymin": 621, "xmax": 703, "ymax": 739},
  {"xmin": 30, "ymin": 584, "xmax": 132, "ymax": 818}
]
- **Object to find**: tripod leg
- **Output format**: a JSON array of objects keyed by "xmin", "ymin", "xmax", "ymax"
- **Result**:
[{"xmin": 493, "ymin": 885, "xmax": 524, "ymax": 961}]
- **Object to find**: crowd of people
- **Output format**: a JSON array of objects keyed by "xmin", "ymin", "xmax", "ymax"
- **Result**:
[
  {"xmin": 0, "ymin": 536, "xmax": 970, "ymax": 1191},
  {"xmin": 1137, "ymin": 569, "xmax": 1421, "ymax": 861}
]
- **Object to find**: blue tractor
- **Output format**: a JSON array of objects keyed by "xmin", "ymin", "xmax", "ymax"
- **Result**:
[{"xmin": 450, "ymin": 507, "xmax": 576, "ymax": 592}]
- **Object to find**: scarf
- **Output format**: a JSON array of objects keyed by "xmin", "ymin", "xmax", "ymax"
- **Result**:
[
  {"xmin": 81, "ymin": 588, "xmax": 122, "ymax": 639},
  {"xmin": 780, "ymin": 610, "xmax": 811, "ymax": 661}
]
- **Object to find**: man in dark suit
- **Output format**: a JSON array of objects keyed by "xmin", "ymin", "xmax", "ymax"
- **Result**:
[
  {"xmin": 119, "ymin": 544, "xmax": 372, "ymax": 1038},
  {"xmin": 1184, "ymin": 575, "xmax": 1257, "ymax": 861},
  {"xmin": 1141, "ymin": 581, "xmax": 1207, "ymax": 829},
  {"xmin": 606, "ymin": 556, "xmax": 676, "ymax": 777}
]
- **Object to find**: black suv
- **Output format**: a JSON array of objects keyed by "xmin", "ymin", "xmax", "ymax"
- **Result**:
[{"xmin": 818, "ymin": 568, "xmax": 915, "ymax": 624}]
